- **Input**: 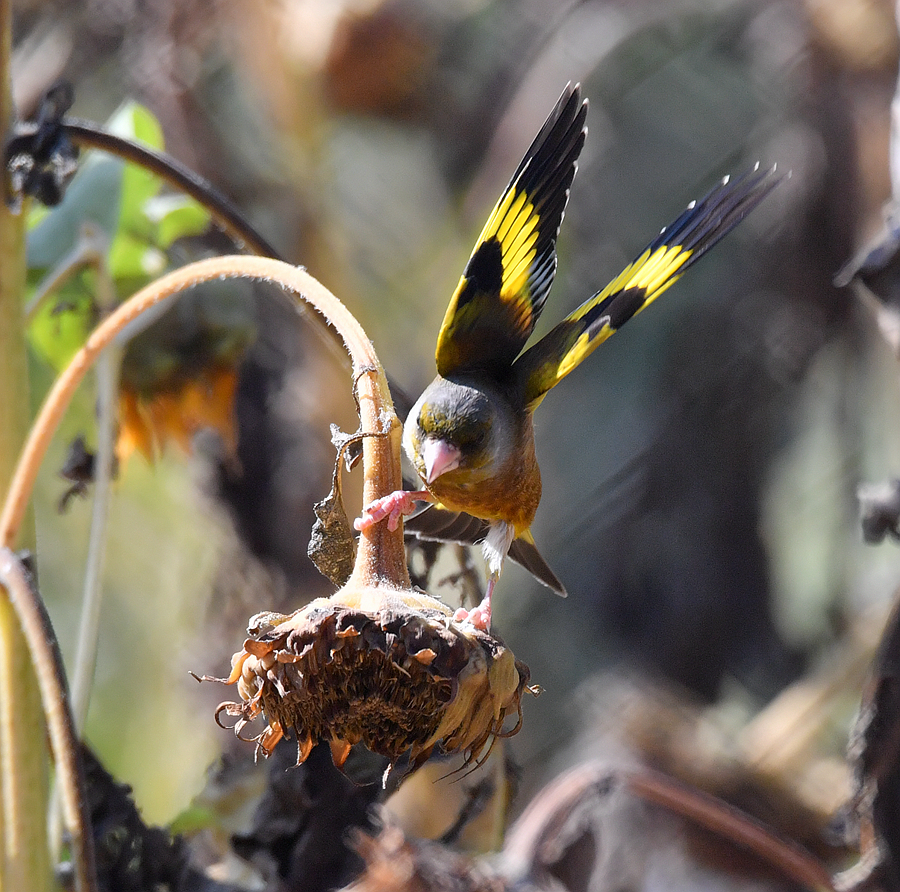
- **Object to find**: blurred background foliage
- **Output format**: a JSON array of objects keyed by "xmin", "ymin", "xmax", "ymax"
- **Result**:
[{"xmin": 9, "ymin": 0, "xmax": 900, "ymax": 869}]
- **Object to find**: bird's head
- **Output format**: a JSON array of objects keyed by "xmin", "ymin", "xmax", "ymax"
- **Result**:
[{"xmin": 403, "ymin": 376, "xmax": 515, "ymax": 487}]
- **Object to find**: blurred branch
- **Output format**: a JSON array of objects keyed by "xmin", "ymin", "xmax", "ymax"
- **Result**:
[
  {"xmin": 502, "ymin": 761, "xmax": 834, "ymax": 891},
  {"xmin": 60, "ymin": 119, "xmax": 281, "ymax": 259},
  {"xmin": 68, "ymin": 243, "xmax": 118, "ymax": 733},
  {"xmin": 625, "ymin": 768, "xmax": 836, "ymax": 891},
  {"xmin": 890, "ymin": 0, "xmax": 900, "ymax": 202}
]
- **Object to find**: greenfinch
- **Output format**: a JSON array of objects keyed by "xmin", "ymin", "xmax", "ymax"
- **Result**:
[{"xmin": 356, "ymin": 83, "xmax": 780, "ymax": 629}]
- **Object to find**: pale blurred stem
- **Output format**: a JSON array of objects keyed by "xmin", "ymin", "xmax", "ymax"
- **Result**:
[
  {"xmin": 39, "ymin": 232, "xmax": 120, "ymax": 858},
  {"xmin": 625, "ymin": 769, "xmax": 836, "ymax": 891},
  {"xmin": 0, "ymin": 0, "xmax": 54, "ymax": 887},
  {"xmin": 70, "ymin": 343, "xmax": 119, "ymax": 728},
  {"xmin": 0, "ymin": 549, "xmax": 97, "ymax": 892},
  {"xmin": 23, "ymin": 224, "xmax": 107, "ymax": 325},
  {"xmin": 0, "ymin": 255, "xmax": 410, "ymax": 585}
]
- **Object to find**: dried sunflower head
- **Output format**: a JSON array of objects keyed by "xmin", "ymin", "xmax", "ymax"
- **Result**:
[{"xmin": 207, "ymin": 586, "xmax": 534, "ymax": 773}]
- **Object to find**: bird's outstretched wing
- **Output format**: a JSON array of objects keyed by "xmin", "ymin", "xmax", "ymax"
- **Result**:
[
  {"xmin": 435, "ymin": 84, "xmax": 588, "ymax": 378},
  {"xmin": 515, "ymin": 165, "xmax": 783, "ymax": 409}
]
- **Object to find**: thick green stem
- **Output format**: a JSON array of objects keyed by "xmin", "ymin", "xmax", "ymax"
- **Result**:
[{"xmin": 0, "ymin": 0, "xmax": 53, "ymax": 887}]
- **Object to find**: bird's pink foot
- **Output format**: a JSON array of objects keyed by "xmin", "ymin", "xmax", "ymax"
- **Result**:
[
  {"xmin": 453, "ymin": 601, "xmax": 492, "ymax": 631},
  {"xmin": 354, "ymin": 489, "xmax": 431, "ymax": 532},
  {"xmin": 452, "ymin": 577, "xmax": 496, "ymax": 631}
]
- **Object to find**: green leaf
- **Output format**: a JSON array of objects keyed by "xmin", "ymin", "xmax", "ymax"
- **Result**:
[
  {"xmin": 25, "ymin": 102, "xmax": 167, "ymax": 368},
  {"xmin": 26, "ymin": 201, "xmax": 49, "ymax": 231},
  {"xmin": 167, "ymin": 804, "xmax": 218, "ymax": 836},
  {"xmin": 109, "ymin": 102, "xmax": 164, "ymax": 151},
  {"xmin": 145, "ymin": 195, "xmax": 211, "ymax": 248},
  {"xmin": 27, "ymin": 275, "xmax": 95, "ymax": 370},
  {"xmin": 107, "ymin": 230, "xmax": 167, "ymax": 281},
  {"xmin": 25, "ymin": 101, "xmax": 236, "ymax": 378}
]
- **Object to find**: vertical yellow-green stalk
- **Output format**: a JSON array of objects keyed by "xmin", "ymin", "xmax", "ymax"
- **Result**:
[{"xmin": 0, "ymin": 0, "xmax": 53, "ymax": 887}]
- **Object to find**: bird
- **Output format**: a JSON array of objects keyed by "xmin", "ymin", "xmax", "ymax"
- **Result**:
[{"xmin": 355, "ymin": 83, "xmax": 780, "ymax": 630}]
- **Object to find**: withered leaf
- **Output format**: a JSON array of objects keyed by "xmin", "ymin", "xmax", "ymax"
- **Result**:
[{"xmin": 307, "ymin": 425, "xmax": 366, "ymax": 586}]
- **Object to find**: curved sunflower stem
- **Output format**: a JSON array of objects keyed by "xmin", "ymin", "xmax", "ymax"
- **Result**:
[{"xmin": 0, "ymin": 254, "xmax": 409, "ymax": 583}]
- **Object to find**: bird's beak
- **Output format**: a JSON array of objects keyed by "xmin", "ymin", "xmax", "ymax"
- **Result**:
[{"xmin": 423, "ymin": 438, "xmax": 461, "ymax": 484}]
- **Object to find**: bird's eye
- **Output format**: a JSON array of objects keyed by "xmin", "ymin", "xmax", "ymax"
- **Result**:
[{"xmin": 468, "ymin": 429, "xmax": 487, "ymax": 449}]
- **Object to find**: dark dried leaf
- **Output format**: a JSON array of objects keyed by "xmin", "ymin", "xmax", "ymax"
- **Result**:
[
  {"xmin": 56, "ymin": 744, "xmax": 199, "ymax": 892},
  {"xmin": 5, "ymin": 82, "xmax": 79, "ymax": 211},
  {"xmin": 308, "ymin": 487, "xmax": 357, "ymax": 586},
  {"xmin": 232, "ymin": 742, "xmax": 384, "ymax": 891},
  {"xmin": 307, "ymin": 426, "xmax": 365, "ymax": 585}
]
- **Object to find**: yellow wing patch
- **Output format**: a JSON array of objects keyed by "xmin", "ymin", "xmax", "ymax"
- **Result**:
[
  {"xmin": 515, "ymin": 165, "xmax": 782, "ymax": 408},
  {"xmin": 434, "ymin": 85, "xmax": 588, "ymax": 377},
  {"xmin": 551, "ymin": 244, "xmax": 693, "ymax": 383},
  {"xmin": 435, "ymin": 185, "xmax": 554, "ymax": 376}
]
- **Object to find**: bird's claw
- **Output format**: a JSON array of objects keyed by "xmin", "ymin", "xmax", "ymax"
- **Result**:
[
  {"xmin": 452, "ymin": 603, "xmax": 491, "ymax": 631},
  {"xmin": 355, "ymin": 490, "xmax": 427, "ymax": 532},
  {"xmin": 452, "ymin": 576, "xmax": 495, "ymax": 631}
]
